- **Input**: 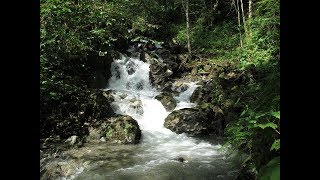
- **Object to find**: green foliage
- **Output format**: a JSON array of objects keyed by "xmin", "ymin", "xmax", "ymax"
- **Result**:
[
  {"xmin": 106, "ymin": 126, "xmax": 114, "ymax": 139},
  {"xmin": 240, "ymin": 0, "xmax": 280, "ymax": 68},
  {"xmin": 258, "ymin": 157, "xmax": 280, "ymax": 180},
  {"xmin": 270, "ymin": 139, "xmax": 280, "ymax": 151},
  {"xmin": 220, "ymin": 0, "xmax": 280, "ymax": 174},
  {"xmin": 124, "ymin": 123, "xmax": 133, "ymax": 135}
]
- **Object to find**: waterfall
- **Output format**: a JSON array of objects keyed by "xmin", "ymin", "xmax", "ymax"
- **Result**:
[
  {"xmin": 106, "ymin": 54, "xmax": 223, "ymax": 163},
  {"xmin": 71, "ymin": 53, "xmax": 240, "ymax": 180}
]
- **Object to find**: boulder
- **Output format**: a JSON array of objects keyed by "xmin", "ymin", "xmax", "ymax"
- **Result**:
[
  {"xmin": 164, "ymin": 107, "xmax": 224, "ymax": 136},
  {"xmin": 149, "ymin": 60, "xmax": 171, "ymax": 88},
  {"xmin": 155, "ymin": 92, "xmax": 177, "ymax": 111},
  {"xmin": 86, "ymin": 115, "xmax": 141, "ymax": 144},
  {"xmin": 172, "ymin": 81, "xmax": 189, "ymax": 93},
  {"xmin": 191, "ymin": 80, "xmax": 217, "ymax": 104},
  {"xmin": 65, "ymin": 135, "xmax": 78, "ymax": 146}
]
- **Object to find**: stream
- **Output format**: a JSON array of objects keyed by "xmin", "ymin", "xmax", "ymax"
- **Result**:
[
  {"xmin": 70, "ymin": 54, "xmax": 242, "ymax": 179},
  {"xmin": 39, "ymin": 53, "xmax": 243, "ymax": 180}
]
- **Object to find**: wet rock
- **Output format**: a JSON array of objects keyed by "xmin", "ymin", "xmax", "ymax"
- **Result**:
[
  {"xmin": 41, "ymin": 161, "xmax": 62, "ymax": 179},
  {"xmin": 190, "ymin": 80, "xmax": 221, "ymax": 104},
  {"xmin": 164, "ymin": 108, "xmax": 225, "ymax": 136},
  {"xmin": 126, "ymin": 60, "xmax": 137, "ymax": 75},
  {"xmin": 174, "ymin": 157, "xmax": 186, "ymax": 162},
  {"xmin": 155, "ymin": 49, "xmax": 170, "ymax": 60},
  {"xmin": 175, "ymin": 81, "xmax": 183, "ymax": 87},
  {"xmin": 86, "ymin": 115, "xmax": 141, "ymax": 144},
  {"xmin": 129, "ymin": 99, "xmax": 144, "ymax": 115},
  {"xmin": 136, "ymin": 81, "xmax": 144, "ymax": 90},
  {"xmin": 149, "ymin": 59, "xmax": 170, "ymax": 88},
  {"xmin": 119, "ymin": 93, "xmax": 128, "ymax": 99},
  {"xmin": 114, "ymin": 65, "xmax": 121, "ymax": 79},
  {"xmin": 155, "ymin": 92, "xmax": 177, "ymax": 111},
  {"xmin": 172, "ymin": 81, "xmax": 189, "ymax": 93},
  {"xmin": 161, "ymin": 82, "xmax": 173, "ymax": 92},
  {"xmin": 179, "ymin": 84, "xmax": 189, "ymax": 92},
  {"xmin": 100, "ymin": 137, "xmax": 106, "ymax": 142},
  {"xmin": 147, "ymin": 49, "xmax": 183, "ymax": 88},
  {"xmin": 65, "ymin": 135, "xmax": 78, "ymax": 146}
]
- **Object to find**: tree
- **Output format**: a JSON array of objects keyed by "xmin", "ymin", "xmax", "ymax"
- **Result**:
[
  {"xmin": 248, "ymin": 0, "xmax": 253, "ymax": 36},
  {"xmin": 233, "ymin": 0, "xmax": 243, "ymax": 47},
  {"xmin": 182, "ymin": 0, "xmax": 192, "ymax": 61}
]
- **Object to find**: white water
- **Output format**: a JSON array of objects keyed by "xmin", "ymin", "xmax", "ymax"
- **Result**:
[
  {"xmin": 72, "ymin": 54, "xmax": 240, "ymax": 180},
  {"xmin": 106, "ymin": 55, "xmax": 226, "ymax": 167}
]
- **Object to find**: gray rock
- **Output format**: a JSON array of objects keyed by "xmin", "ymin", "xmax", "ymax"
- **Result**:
[
  {"xmin": 164, "ymin": 108, "xmax": 224, "ymax": 136},
  {"xmin": 65, "ymin": 135, "xmax": 78, "ymax": 146},
  {"xmin": 86, "ymin": 115, "xmax": 141, "ymax": 144},
  {"xmin": 155, "ymin": 92, "xmax": 177, "ymax": 111},
  {"xmin": 100, "ymin": 137, "xmax": 106, "ymax": 142}
]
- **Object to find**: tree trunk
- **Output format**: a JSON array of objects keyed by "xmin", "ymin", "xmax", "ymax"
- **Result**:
[
  {"xmin": 248, "ymin": 0, "xmax": 253, "ymax": 36},
  {"xmin": 234, "ymin": 0, "xmax": 243, "ymax": 47},
  {"xmin": 185, "ymin": 0, "xmax": 192, "ymax": 61},
  {"xmin": 240, "ymin": 0, "xmax": 246, "ymax": 34}
]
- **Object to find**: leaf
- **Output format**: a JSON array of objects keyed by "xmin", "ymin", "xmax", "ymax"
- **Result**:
[
  {"xmin": 270, "ymin": 139, "xmax": 280, "ymax": 151},
  {"xmin": 271, "ymin": 111, "xmax": 280, "ymax": 119},
  {"xmin": 255, "ymin": 112, "xmax": 268, "ymax": 119},
  {"xmin": 258, "ymin": 157, "xmax": 280, "ymax": 180},
  {"xmin": 240, "ymin": 109, "xmax": 247, "ymax": 117},
  {"xmin": 249, "ymin": 119, "xmax": 257, "ymax": 124},
  {"xmin": 254, "ymin": 122, "xmax": 277, "ymax": 130},
  {"xmin": 49, "ymin": 92, "xmax": 57, "ymax": 97},
  {"xmin": 200, "ymin": 103, "xmax": 210, "ymax": 109}
]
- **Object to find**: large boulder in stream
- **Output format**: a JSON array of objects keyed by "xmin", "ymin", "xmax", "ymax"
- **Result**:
[
  {"xmin": 164, "ymin": 108, "xmax": 224, "ymax": 136},
  {"xmin": 86, "ymin": 115, "xmax": 141, "ymax": 144},
  {"xmin": 149, "ymin": 59, "xmax": 173, "ymax": 88},
  {"xmin": 155, "ymin": 92, "xmax": 177, "ymax": 111}
]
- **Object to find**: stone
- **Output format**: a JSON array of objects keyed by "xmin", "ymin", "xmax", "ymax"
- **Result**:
[
  {"xmin": 155, "ymin": 92, "xmax": 177, "ymax": 111},
  {"xmin": 164, "ymin": 108, "xmax": 225, "ymax": 136},
  {"xmin": 86, "ymin": 115, "xmax": 141, "ymax": 144}
]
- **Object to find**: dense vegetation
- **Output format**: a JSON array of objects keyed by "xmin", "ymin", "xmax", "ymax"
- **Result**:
[{"xmin": 41, "ymin": 0, "xmax": 279, "ymax": 179}]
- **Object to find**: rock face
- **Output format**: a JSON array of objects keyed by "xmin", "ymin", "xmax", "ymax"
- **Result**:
[
  {"xmin": 87, "ymin": 51, "xmax": 120, "ymax": 89},
  {"xmin": 127, "ymin": 40, "xmax": 187, "ymax": 89},
  {"xmin": 86, "ymin": 115, "xmax": 141, "ymax": 144},
  {"xmin": 191, "ymin": 80, "xmax": 221, "ymax": 104},
  {"xmin": 86, "ymin": 90, "xmax": 115, "ymax": 120},
  {"xmin": 155, "ymin": 92, "xmax": 177, "ymax": 111},
  {"xmin": 149, "ymin": 58, "xmax": 172, "ymax": 88},
  {"xmin": 164, "ymin": 108, "xmax": 224, "ymax": 136}
]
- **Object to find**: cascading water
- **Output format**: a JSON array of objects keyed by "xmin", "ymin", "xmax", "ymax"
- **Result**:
[{"xmin": 73, "ymin": 53, "xmax": 241, "ymax": 180}]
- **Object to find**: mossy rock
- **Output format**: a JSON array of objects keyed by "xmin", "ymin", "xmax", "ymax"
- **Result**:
[
  {"xmin": 155, "ymin": 92, "xmax": 177, "ymax": 111},
  {"xmin": 87, "ymin": 115, "xmax": 141, "ymax": 144},
  {"xmin": 164, "ymin": 108, "xmax": 224, "ymax": 136}
]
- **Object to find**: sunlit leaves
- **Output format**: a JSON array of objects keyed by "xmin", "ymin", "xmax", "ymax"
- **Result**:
[
  {"xmin": 270, "ymin": 139, "xmax": 280, "ymax": 151},
  {"xmin": 254, "ymin": 122, "xmax": 277, "ymax": 130},
  {"xmin": 258, "ymin": 156, "xmax": 280, "ymax": 180},
  {"xmin": 271, "ymin": 111, "xmax": 280, "ymax": 119}
]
